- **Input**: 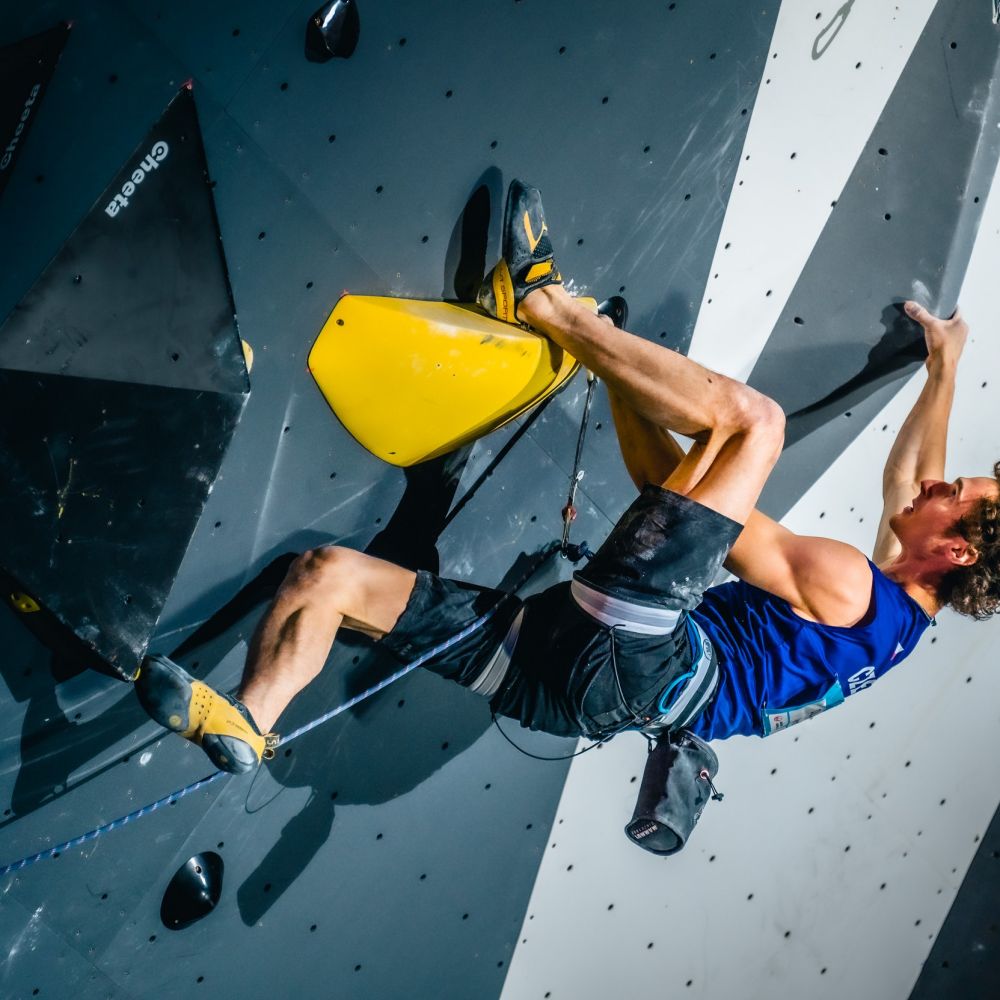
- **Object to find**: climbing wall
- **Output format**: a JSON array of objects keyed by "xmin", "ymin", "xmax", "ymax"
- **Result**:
[{"xmin": 1, "ymin": 2, "xmax": 999, "ymax": 1000}]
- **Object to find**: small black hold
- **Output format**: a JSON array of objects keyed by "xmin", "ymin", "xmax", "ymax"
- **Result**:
[
  {"xmin": 160, "ymin": 853, "xmax": 223, "ymax": 930},
  {"xmin": 305, "ymin": 1, "xmax": 360, "ymax": 61}
]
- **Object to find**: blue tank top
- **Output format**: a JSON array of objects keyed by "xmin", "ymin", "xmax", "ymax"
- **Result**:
[{"xmin": 686, "ymin": 561, "xmax": 935, "ymax": 740}]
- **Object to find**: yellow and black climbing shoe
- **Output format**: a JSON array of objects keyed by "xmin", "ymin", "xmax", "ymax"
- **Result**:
[
  {"xmin": 135, "ymin": 654, "xmax": 279, "ymax": 774},
  {"xmin": 477, "ymin": 178, "xmax": 562, "ymax": 324}
]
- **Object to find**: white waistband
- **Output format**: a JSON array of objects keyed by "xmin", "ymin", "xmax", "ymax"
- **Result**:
[
  {"xmin": 570, "ymin": 579, "xmax": 683, "ymax": 635},
  {"xmin": 468, "ymin": 608, "xmax": 524, "ymax": 698}
]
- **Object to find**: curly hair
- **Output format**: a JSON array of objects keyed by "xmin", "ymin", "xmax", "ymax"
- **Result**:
[{"xmin": 937, "ymin": 460, "xmax": 1000, "ymax": 620}]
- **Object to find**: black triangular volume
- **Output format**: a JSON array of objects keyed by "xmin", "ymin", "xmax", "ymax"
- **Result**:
[
  {"xmin": 0, "ymin": 85, "xmax": 248, "ymax": 397},
  {"xmin": 0, "ymin": 369, "xmax": 245, "ymax": 678},
  {"xmin": 0, "ymin": 22, "xmax": 70, "ymax": 202}
]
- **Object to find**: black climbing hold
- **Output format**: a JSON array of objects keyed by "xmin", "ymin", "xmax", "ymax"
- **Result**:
[
  {"xmin": 597, "ymin": 296, "xmax": 629, "ymax": 330},
  {"xmin": 161, "ymin": 852, "xmax": 224, "ymax": 930},
  {"xmin": 305, "ymin": 1, "xmax": 360, "ymax": 62}
]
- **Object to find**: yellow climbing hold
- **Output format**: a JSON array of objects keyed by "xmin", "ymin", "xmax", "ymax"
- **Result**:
[{"xmin": 309, "ymin": 296, "xmax": 590, "ymax": 466}]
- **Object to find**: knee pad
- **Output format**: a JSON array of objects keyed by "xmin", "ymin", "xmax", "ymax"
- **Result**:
[{"xmin": 624, "ymin": 729, "xmax": 721, "ymax": 855}]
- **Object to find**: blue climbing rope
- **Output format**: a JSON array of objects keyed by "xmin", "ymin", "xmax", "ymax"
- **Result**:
[{"xmin": 0, "ymin": 602, "xmax": 505, "ymax": 880}]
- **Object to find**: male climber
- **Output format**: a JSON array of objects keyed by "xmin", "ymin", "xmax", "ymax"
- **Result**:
[{"xmin": 135, "ymin": 179, "xmax": 1000, "ymax": 776}]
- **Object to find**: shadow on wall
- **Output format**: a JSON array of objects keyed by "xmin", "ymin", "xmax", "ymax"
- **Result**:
[
  {"xmin": 784, "ymin": 301, "xmax": 928, "ymax": 446},
  {"xmin": 444, "ymin": 167, "xmax": 503, "ymax": 302}
]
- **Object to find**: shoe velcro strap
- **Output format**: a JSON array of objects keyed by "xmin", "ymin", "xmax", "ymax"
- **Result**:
[{"xmin": 525, "ymin": 260, "xmax": 554, "ymax": 284}]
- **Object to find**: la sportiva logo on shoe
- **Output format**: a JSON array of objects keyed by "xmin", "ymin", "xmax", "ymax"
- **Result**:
[
  {"xmin": 1, "ymin": 83, "xmax": 42, "ymax": 172},
  {"xmin": 104, "ymin": 140, "xmax": 169, "ymax": 217}
]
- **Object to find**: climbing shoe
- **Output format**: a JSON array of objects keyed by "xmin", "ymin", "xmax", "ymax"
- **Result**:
[
  {"xmin": 478, "ymin": 178, "xmax": 562, "ymax": 324},
  {"xmin": 135, "ymin": 654, "xmax": 278, "ymax": 774}
]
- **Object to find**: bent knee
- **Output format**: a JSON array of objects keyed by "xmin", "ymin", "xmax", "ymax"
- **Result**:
[
  {"xmin": 286, "ymin": 545, "xmax": 360, "ymax": 593},
  {"xmin": 726, "ymin": 389, "xmax": 785, "ymax": 443}
]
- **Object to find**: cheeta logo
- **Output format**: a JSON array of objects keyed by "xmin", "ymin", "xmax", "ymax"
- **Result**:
[
  {"xmin": 1, "ymin": 83, "xmax": 42, "ymax": 171},
  {"xmin": 104, "ymin": 140, "xmax": 169, "ymax": 217}
]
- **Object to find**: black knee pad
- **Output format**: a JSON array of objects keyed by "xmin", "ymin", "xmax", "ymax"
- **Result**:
[{"xmin": 624, "ymin": 729, "xmax": 721, "ymax": 855}]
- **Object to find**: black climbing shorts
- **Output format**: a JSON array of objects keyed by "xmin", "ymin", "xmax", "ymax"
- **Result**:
[{"xmin": 380, "ymin": 485, "xmax": 744, "ymax": 740}]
